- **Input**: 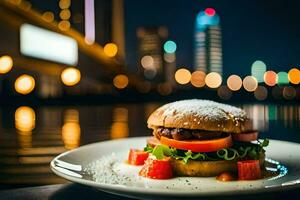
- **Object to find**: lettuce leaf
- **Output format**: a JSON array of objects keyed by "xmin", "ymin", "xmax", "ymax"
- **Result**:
[{"xmin": 144, "ymin": 138, "xmax": 269, "ymax": 164}]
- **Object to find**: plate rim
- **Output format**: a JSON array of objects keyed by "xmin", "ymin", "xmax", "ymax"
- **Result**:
[{"xmin": 51, "ymin": 137, "xmax": 300, "ymax": 197}]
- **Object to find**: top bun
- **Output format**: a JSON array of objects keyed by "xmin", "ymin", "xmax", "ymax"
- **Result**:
[{"xmin": 147, "ymin": 99, "xmax": 252, "ymax": 133}]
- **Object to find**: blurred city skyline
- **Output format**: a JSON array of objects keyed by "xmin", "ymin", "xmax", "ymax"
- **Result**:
[
  {"xmin": 0, "ymin": 0, "xmax": 299, "ymax": 102},
  {"xmin": 25, "ymin": 0, "xmax": 300, "ymax": 75}
]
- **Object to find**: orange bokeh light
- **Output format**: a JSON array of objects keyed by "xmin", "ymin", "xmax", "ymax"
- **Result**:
[
  {"xmin": 191, "ymin": 71, "xmax": 206, "ymax": 88},
  {"xmin": 288, "ymin": 68, "xmax": 300, "ymax": 84},
  {"xmin": 227, "ymin": 75, "xmax": 242, "ymax": 91},
  {"xmin": 175, "ymin": 68, "xmax": 191, "ymax": 85},
  {"xmin": 243, "ymin": 76, "xmax": 258, "ymax": 92},
  {"xmin": 205, "ymin": 72, "xmax": 222, "ymax": 88},
  {"xmin": 264, "ymin": 71, "xmax": 277, "ymax": 86}
]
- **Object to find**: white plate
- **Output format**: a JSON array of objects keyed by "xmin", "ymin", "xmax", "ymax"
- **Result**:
[{"xmin": 51, "ymin": 137, "xmax": 300, "ymax": 199}]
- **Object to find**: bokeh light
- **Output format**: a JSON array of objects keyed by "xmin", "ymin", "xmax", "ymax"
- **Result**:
[
  {"xmin": 205, "ymin": 72, "xmax": 222, "ymax": 88},
  {"xmin": 163, "ymin": 40, "xmax": 177, "ymax": 53},
  {"xmin": 205, "ymin": 8, "xmax": 216, "ymax": 16},
  {"xmin": 60, "ymin": 9, "xmax": 71, "ymax": 20},
  {"xmin": 283, "ymin": 86, "xmax": 296, "ymax": 100},
  {"xmin": 137, "ymin": 81, "xmax": 151, "ymax": 93},
  {"xmin": 58, "ymin": 20, "xmax": 71, "ymax": 31},
  {"xmin": 141, "ymin": 55, "xmax": 154, "ymax": 69},
  {"xmin": 157, "ymin": 83, "xmax": 172, "ymax": 96},
  {"xmin": 111, "ymin": 107, "xmax": 129, "ymax": 139},
  {"xmin": 104, "ymin": 43, "xmax": 118, "ymax": 57},
  {"xmin": 251, "ymin": 60, "xmax": 266, "ymax": 83},
  {"xmin": 288, "ymin": 68, "xmax": 300, "ymax": 84},
  {"xmin": 14, "ymin": 74, "xmax": 35, "ymax": 95},
  {"xmin": 144, "ymin": 68, "xmax": 157, "ymax": 79},
  {"xmin": 277, "ymin": 71, "xmax": 289, "ymax": 85},
  {"xmin": 113, "ymin": 74, "xmax": 129, "ymax": 89},
  {"xmin": 227, "ymin": 75, "xmax": 242, "ymax": 91},
  {"xmin": 59, "ymin": 0, "xmax": 71, "ymax": 9},
  {"xmin": 61, "ymin": 67, "xmax": 81, "ymax": 86},
  {"xmin": 164, "ymin": 53, "xmax": 176, "ymax": 63},
  {"xmin": 175, "ymin": 68, "xmax": 191, "ymax": 85},
  {"xmin": 243, "ymin": 76, "xmax": 258, "ymax": 92},
  {"xmin": 264, "ymin": 71, "xmax": 277, "ymax": 86},
  {"xmin": 254, "ymin": 86, "xmax": 268, "ymax": 101},
  {"xmin": 217, "ymin": 86, "xmax": 232, "ymax": 100},
  {"xmin": 15, "ymin": 106, "xmax": 35, "ymax": 134},
  {"xmin": 191, "ymin": 71, "xmax": 206, "ymax": 88},
  {"xmin": 0, "ymin": 55, "xmax": 13, "ymax": 74},
  {"xmin": 62, "ymin": 109, "xmax": 81, "ymax": 150},
  {"xmin": 42, "ymin": 11, "xmax": 54, "ymax": 22}
]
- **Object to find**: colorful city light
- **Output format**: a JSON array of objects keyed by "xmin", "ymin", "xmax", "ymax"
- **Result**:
[
  {"xmin": 113, "ymin": 74, "xmax": 129, "ymax": 89},
  {"xmin": 175, "ymin": 68, "xmax": 191, "ymax": 85},
  {"xmin": 251, "ymin": 60, "xmax": 266, "ymax": 83},
  {"xmin": 191, "ymin": 71, "xmax": 206, "ymax": 88},
  {"xmin": 141, "ymin": 55, "xmax": 154, "ymax": 69},
  {"xmin": 14, "ymin": 74, "xmax": 35, "ymax": 95},
  {"xmin": 283, "ymin": 86, "xmax": 296, "ymax": 100},
  {"xmin": 243, "ymin": 76, "xmax": 258, "ymax": 92},
  {"xmin": 164, "ymin": 53, "xmax": 176, "ymax": 63},
  {"xmin": 277, "ymin": 71, "xmax": 289, "ymax": 85},
  {"xmin": 15, "ymin": 106, "xmax": 36, "ymax": 134},
  {"xmin": 227, "ymin": 75, "xmax": 242, "ymax": 91},
  {"xmin": 84, "ymin": 0, "xmax": 95, "ymax": 44},
  {"xmin": 0, "ymin": 55, "xmax": 13, "ymax": 74},
  {"xmin": 254, "ymin": 86, "xmax": 268, "ymax": 101},
  {"xmin": 163, "ymin": 40, "xmax": 177, "ymax": 53},
  {"xmin": 61, "ymin": 67, "xmax": 81, "ymax": 86},
  {"xmin": 217, "ymin": 86, "xmax": 232, "ymax": 100},
  {"xmin": 205, "ymin": 72, "xmax": 222, "ymax": 88},
  {"xmin": 104, "ymin": 43, "xmax": 118, "ymax": 57},
  {"xmin": 264, "ymin": 71, "xmax": 277, "ymax": 86},
  {"xmin": 288, "ymin": 68, "xmax": 300, "ymax": 84},
  {"xmin": 58, "ymin": 20, "xmax": 71, "ymax": 31},
  {"xmin": 60, "ymin": 9, "xmax": 71, "ymax": 20},
  {"xmin": 62, "ymin": 109, "xmax": 81, "ymax": 150},
  {"xmin": 42, "ymin": 11, "xmax": 54, "ymax": 22},
  {"xmin": 205, "ymin": 8, "xmax": 216, "ymax": 16}
]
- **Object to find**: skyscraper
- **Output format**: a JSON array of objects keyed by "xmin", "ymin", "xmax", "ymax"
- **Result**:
[{"xmin": 194, "ymin": 8, "xmax": 223, "ymax": 75}]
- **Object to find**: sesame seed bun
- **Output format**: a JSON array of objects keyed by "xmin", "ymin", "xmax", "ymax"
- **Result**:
[{"xmin": 147, "ymin": 99, "xmax": 252, "ymax": 133}]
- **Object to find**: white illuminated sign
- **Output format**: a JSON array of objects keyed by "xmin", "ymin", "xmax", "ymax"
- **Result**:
[{"xmin": 20, "ymin": 24, "xmax": 78, "ymax": 65}]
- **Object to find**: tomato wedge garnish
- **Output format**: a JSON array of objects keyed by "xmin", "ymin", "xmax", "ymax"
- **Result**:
[
  {"xmin": 237, "ymin": 160, "xmax": 262, "ymax": 180},
  {"xmin": 128, "ymin": 149, "xmax": 149, "ymax": 165},
  {"xmin": 139, "ymin": 157, "xmax": 173, "ymax": 179},
  {"xmin": 160, "ymin": 134, "xmax": 233, "ymax": 153},
  {"xmin": 232, "ymin": 131, "xmax": 258, "ymax": 142}
]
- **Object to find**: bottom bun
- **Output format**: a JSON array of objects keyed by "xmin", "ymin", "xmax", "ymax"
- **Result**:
[{"xmin": 170, "ymin": 154, "xmax": 265, "ymax": 177}]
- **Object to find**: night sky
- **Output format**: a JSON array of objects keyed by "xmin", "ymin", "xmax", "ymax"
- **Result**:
[{"xmin": 125, "ymin": 0, "xmax": 300, "ymax": 77}]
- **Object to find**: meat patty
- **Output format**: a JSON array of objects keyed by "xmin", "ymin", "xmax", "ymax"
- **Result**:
[{"xmin": 153, "ymin": 127, "xmax": 222, "ymax": 141}]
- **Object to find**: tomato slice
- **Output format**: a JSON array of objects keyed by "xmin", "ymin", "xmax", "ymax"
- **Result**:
[
  {"xmin": 128, "ymin": 149, "xmax": 149, "ymax": 165},
  {"xmin": 160, "ymin": 134, "xmax": 233, "ymax": 153},
  {"xmin": 139, "ymin": 157, "xmax": 173, "ymax": 179},
  {"xmin": 237, "ymin": 160, "xmax": 262, "ymax": 180},
  {"xmin": 232, "ymin": 131, "xmax": 258, "ymax": 142}
]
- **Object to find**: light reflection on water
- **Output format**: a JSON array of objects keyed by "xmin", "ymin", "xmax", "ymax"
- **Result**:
[{"xmin": 0, "ymin": 103, "xmax": 299, "ymax": 186}]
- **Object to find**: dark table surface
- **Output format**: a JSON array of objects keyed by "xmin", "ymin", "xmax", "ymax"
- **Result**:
[{"xmin": 0, "ymin": 183, "xmax": 300, "ymax": 200}]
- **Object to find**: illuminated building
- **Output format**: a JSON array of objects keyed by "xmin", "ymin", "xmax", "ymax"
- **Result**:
[
  {"xmin": 194, "ymin": 8, "xmax": 223, "ymax": 75},
  {"xmin": 137, "ymin": 26, "xmax": 168, "ymax": 82},
  {"xmin": 163, "ymin": 40, "xmax": 177, "ymax": 86}
]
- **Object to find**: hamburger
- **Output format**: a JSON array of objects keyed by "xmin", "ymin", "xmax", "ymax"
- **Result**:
[{"xmin": 144, "ymin": 99, "xmax": 268, "ymax": 177}]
